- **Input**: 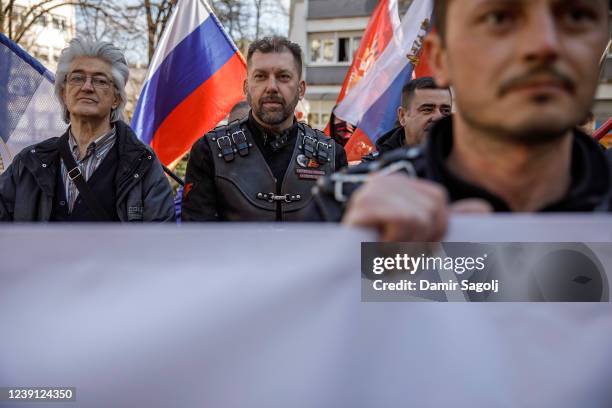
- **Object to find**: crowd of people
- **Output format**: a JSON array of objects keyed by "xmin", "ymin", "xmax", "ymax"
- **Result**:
[{"xmin": 0, "ymin": 0, "xmax": 610, "ymax": 242}]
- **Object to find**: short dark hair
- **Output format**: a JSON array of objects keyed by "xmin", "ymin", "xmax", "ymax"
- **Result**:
[
  {"xmin": 400, "ymin": 77, "xmax": 449, "ymax": 109},
  {"xmin": 433, "ymin": 0, "xmax": 448, "ymax": 45},
  {"xmin": 247, "ymin": 36, "xmax": 303, "ymax": 77}
]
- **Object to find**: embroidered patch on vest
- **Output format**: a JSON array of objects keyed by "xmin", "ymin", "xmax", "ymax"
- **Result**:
[
  {"xmin": 306, "ymin": 159, "xmax": 320, "ymax": 169},
  {"xmin": 296, "ymin": 154, "xmax": 309, "ymax": 168},
  {"xmin": 296, "ymin": 154, "xmax": 322, "ymax": 169},
  {"xmin": 296, "ymin": 168, "xmax": 325, "ymax": 180}
]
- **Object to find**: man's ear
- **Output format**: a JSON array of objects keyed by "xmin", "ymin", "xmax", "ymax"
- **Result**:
[
  {"xmin": 243, "ymin": 79, "xmax": 247, "ymax": 96},
  {"xmin": 397, "ymin": 106, "xmax": 407, "ymax": 126},
  {"xmin": 298, "ymin": 79, "xmax": 306, "ymax": 100},
  {"xmin": 425, "ymin": 32, "xmax": 450, "ymax": 88}
]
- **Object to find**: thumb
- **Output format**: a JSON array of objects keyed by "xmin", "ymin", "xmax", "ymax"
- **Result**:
[{"xmin": 451, "ymin": 199, "xmax": 494, "ymax": 214}]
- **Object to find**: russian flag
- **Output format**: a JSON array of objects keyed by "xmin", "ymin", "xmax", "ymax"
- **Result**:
[
  {"xmin": 335, "ymin": 0, "xmax": 434, "ymax": 161},
  {"xmin": 132, "ymin": 0, "xmax": 247, "ymax": 166},
  {"xmin": 0, "ymin": 33, "xmax": 66, "ymax": 172}
]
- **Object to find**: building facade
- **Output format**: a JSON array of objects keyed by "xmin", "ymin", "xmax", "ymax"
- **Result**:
[{"xmin": 10, "ymin": 0, "xmax": 76, "ymax": 71}]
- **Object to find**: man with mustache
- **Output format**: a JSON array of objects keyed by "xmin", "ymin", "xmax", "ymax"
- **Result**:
[
  {"xmin": 315, "ymin": 0, "xmax": 611, "ymax": 240},
  {"xmin": 183, "ymin": 36, "xmax": 347, "ymax": 221},
  {"xmin": 362, "ymin": 77, "xmax": 452, "ymax": 161}
]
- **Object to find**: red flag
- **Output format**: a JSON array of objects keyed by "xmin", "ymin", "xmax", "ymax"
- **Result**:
[
  {"xmin": 342, "ymin": 6, "xmax": 436, "ymax": 162},
  {"xmin": 325, "ymin": 0, "xmax": 399, "ymax": 138}
]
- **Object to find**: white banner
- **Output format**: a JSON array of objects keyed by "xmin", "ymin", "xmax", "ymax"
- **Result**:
[{"xmin": 0, "ymin": 216, "xmax": 611, "ymax": 407}]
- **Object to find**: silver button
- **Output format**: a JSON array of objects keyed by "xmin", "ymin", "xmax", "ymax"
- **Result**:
[
  {"xmin": 41, "ymin": 163, "xmax": 47, "ymax": 168},
  {"xmin": 30, "ymin": 149, "xmax": 36, "ymax": 153},
  {"xmin": 134, "ymin": 174, "xmax": 139, "ymax": 179}
]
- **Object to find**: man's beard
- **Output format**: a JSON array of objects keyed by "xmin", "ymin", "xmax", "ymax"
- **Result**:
[{"xmin": 248, "ymin": 91, "xmax": 299, "ymax": 127}]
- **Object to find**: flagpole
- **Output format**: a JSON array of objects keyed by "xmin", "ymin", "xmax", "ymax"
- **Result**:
[
  {"xmin": 599, "ymin": 39, "xmax": 611, "ymax": 81},
  {"xmin": 162, "ymin": 164, "xmax": 185, "ymax": 186},
  {"xmin": 600, "ymin": 39, "xmax": 611, "ymax": 67}
]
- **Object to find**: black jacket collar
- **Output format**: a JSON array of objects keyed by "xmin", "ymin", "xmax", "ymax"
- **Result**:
[
  {"xmin": 375, "ymin": 126, "xmax": 406, "ymax": 153},
  {"xmin": 246, "ymin": 111, "xmax": 298, "ymax": 152},
  {"xmin": 23, "ymin": 121, "xmax": 151, "ymax": 196},
  {"xmin": 424, "ymin": 116, "xmax": 611, "ymax": 212}
]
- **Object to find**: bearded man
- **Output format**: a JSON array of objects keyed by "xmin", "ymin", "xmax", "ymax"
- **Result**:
[{"xmin": 183, "ymin": 36, "xmax": 347, "ymax": 221}]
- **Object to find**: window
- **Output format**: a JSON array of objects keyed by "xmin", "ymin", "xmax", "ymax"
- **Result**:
[
  {"xmin": 310, "ymin": 39, "xmax": 321, "ymax": 63},
  {"xmin": 34, "ymin": 14, "xmax": 47, "ymax": 27},
  {"xmin": 308, "ymin": 113, "xmax": 320, "ymax": 127},
  {"xmin": 352, "ymin": 37, "xmax": 362, "ymax": 57},
  {"xmin": 309, "ymin": 32, "xmax": 364, "ymax": 65},
  {"xmin": 52, "ymin": 16, "xmax": 66, "ymax": 31},
  {"xmin": 322, "ymin": 39, "xmax": 335, "ymax": 63},
  {"xmin": 338, "ymin": 37, "xmax": 350, "ymax": 63},
  {"xmin": 321, "ymin": 113, "xmax": 330, "ymax": 127}
]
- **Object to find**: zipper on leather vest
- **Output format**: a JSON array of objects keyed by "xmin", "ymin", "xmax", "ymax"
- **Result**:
[{"xmin": 275, "ymin": 177, "xmax": 282, "ymax": 221}]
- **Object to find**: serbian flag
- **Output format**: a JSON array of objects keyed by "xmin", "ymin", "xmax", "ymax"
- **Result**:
[
  {"xmin": 336, "ymin": 0, "xmax": 399, "ymax": 106},
  {"xmin": 324, "ymin": 0, "xmax": 399, "ymax": 138},
  {"xmin": 132, "ymin": 0, "xmax": 246, "ymax": 166},
  {"xmin": 336, "ymin": 0, "xmax": 435, "ymax": 161},
  {"xmin": 0, "ymin": 33, "xmax": 66, "ymax": 173}
]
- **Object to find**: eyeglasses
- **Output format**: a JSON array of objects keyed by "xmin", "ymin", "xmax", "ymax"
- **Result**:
[{"xmin": 66, "ymin": 73, "xmax": 113, "ymax": 89}]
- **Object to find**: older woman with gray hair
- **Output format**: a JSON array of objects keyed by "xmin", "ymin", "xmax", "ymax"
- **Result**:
[{"xmin": 0, "ymin": 37, "xmax": 174, "ymax": 222}]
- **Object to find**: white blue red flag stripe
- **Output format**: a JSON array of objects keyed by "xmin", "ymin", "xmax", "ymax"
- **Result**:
[
  {"xmin": 335, "ymin": 0, "xmax": 434, "ymax": 148},
  {"xmin": 0, "ymin": 33, "xmax": 66, "ymax": 172},
  {"xmin": 132, "ymin": 0, "xmax": 247, "ymax": 166}
]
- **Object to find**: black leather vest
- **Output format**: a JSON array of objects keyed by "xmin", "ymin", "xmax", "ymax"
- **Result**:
[{"xmin": 207, "ymin": 119, "xmax": 336, "ymax": 221}]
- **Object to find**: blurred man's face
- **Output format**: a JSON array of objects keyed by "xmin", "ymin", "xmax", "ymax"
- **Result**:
[
  {"xmin": 430, "ymin": 0, "xmax": 609, "ymax": 144},
  {"xmin": 398, "ymin": 88, "xmax": 452, "ymax": 146},
  {"xmin": 244, "ymin": 50, "xmax": 305, "ymax": 131}
]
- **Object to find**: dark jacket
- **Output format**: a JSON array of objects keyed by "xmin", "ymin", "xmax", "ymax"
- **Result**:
[
  {"xmin": 314, "ymin": 116, "xmax": 612, "ymax": 220},
  {"xmin": 362, "ymin": 126, "xmax": 406, "ymax": 162},
  {"xmin": 0, "ymin": 121, "xmax": 175, "ymax": 222},
  {"xmin": 182, "ymin": 113, "xmax": 348, "ymax": 221}
]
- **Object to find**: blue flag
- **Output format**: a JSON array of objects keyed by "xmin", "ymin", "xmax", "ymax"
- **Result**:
[{"xmin": 0, "ymin": 33, "xmax": 66, "ymax": 172}]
